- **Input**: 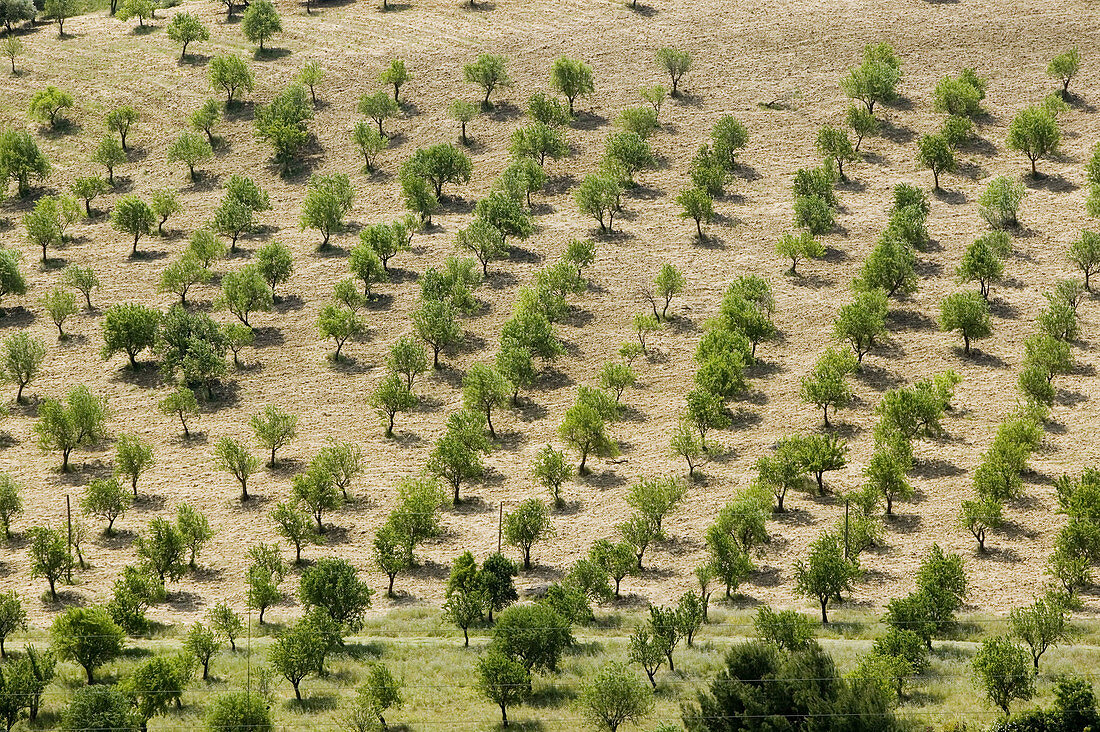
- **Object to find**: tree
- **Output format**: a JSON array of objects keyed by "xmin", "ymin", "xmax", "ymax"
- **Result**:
[
  {"xmin": 841, "ymin": 43, "xmax": 901, "ymax": 115},
  {"xmin": 51, "ymin": 606, "xmax": 124, "ymax": 683},
  {"xmin": 246, "ymin": 544, "xmax": 286, "ymax": 624},
  {"xmin": 509, "ymin": 122, "xmax": 568, "ymax": 165},
  {"xmin": 207, "ymin": 603, "xmax": 243, "ymax": 653},
  {"xmin": 626, "ymin": 476, "xmax": 685, "ymax": 537},
  {"xmin": 372, "ymin": 524, "xmax": 408, "ymax": 597},
  {"xmin": 351, "ymin": 121, "xmax": 387, "ymax": 174},
  {"xmin": 28, "ymin": 86, "xmax": 73, "ymax": 128},
  {"xmin": 491, "ymin": 602, "xmax": 571, "ymax": 672},
  {"xmin": 1048, "ymin": 47, "xmax": 1080, "ymax": 98},
  {"xmin": 377, "ymin": 58, "xmax": 410, "ymax": 104},
  {"xmin": 677, "ymin": 187, "xmax": 714, "ymax": 240},
  {"xmin": 241, "ymin": 0, "xmax": 281, "ymax": 51},
  {"xmin": 1068, "ymin": 230, "xmax": 1100, "ymax": 291},
  {"xmin": 298, "ymin": 61, "xmax": 324, "ymax": 105},
  {"xmin": 190, "ymin": 99, "xmax": 221, "ymax": 146},
  {"xmin": 412, "ymin": 299, "xmax": 461, "ymax": 369},
  {"xmin": 793, "ymin": 194, "xmax": 835, "ymax": 236},
  {"xmin": 972, "ymin": 636, "xmax": 1034, "ymax": 716},
  {"xmin": 91, "ymin": 137, "xmax": 126, "ymax": 188},
  {"xmin": 629, "ymin": 626, "xmax": 664, "ymax": 689},
  {"xmin": 0, "ymin": 593, "xmax": 23, "ymax": 665},
  {"xmin": 793, "ymin": 433, "xmax": 847, "ymax": 494},
  {"xmin": 0, "ymin": 477, "xmax": 21, "ymax": 541},
  {"xmin": 655, "ymin": 47, "xmax": 691, "ymax": 95},
  {"xmin": 159, "ymin": 254, "xmax": 210, "ymax": 306},
  {"xmin": 0, "ymin": 130, "xmax": 50, "ymax": 196},
  {"xmin": 300, "ymin": 557, "xmax": 373, "ymax": 629},
  {"xmin": 550, "ymin": 56, "xmax": 594, "ymax": 114},
  {"xmin": 82, "ymin": 478, "xmax": 131, "ymax": 535},
  {"xmin": 0, "ymin": 250, "xmax": 25, "ymax": 315},
  {"xmin": 25, "ymin": 194, "xmax": 79, "ymax": 264},
  {"xmin": 166, "ymin": 11, "xmax": 208, "ymax": 59},
  {"xmin": 0, "ymin": 331, "xmax": 44, "ymax": 403},
  {"xmin": 620, "ymin": 514, "xmax": 658, "ymax": 570},
  {"xmin": 464, "ymin": 53, "xmax": 510, "ymax": 107},
  {"xmin": 71, "ymin": 175, "xmax": 110, "ymax": 219},
  {"xmin": 300, "ymin": 173, "xmax": 353, "ymax": 249},
  {"xmin": 939, "ymin": 290, "xmax": 991, "ymax": 354},
  {"xmin": 530, "ymin": 443, "xmax": 574, "ymax": 508},
  {"xmin": 135, "ymin": 516, "xmax": 186, "ymax": 584},
  {"xmin": 370, "ymin": 373, "xmax": 416, "ymax": 438},
  {"xmin": 575, "ymin": 173, "xmax": 623, "ymax": 233},
  {"xmin": 799, "ymin": 347, "xmax": 857, "ymax": 427},
  {"xmin": 123, "ymin": 654, "xmax": 189, "ymax": 729},
  {"xmin": 254, "ymin": 85, "xmax": 313, "ymax": 176},
  {"xmin": 559, "ymin": 396, "xmax": 617, "ymax": 474},
  {"xmin": 1007, "ymin": 104, "xmax": 1061, "ymax": 177},
  {"xmin": 0, "ymin": 36, "xmax": 19, "ymax": 75},
  {"xmin": 957, "ymin": 237, "xmax": 1004, "ymax": 298},
  {"xmin": 106, "ymin": 106, "xmax": 139, "ymax": 153},
  {"xmin": 1010, "ymin": 593, "xmax": 1070, "ymax": 669},
  {"xmin": 64, "ymin": 686, "xmax": 135, "ymax": 732},
  {"xmin": 775, "ymin": 231, "xmax": 825, "ymax": 276},
  {"xmin": 271, "ymin": 501, "xmax": 317, "ymax": 564},
  {"xmin": 359, "ymin": 222, "xmax": 407, "ymax": 273},
  {"xmin": 447, "ymin": 99, "xmax": 478, "ymax": 145},
  {"xmin": 429, "ymin": 409, "xmax": 490, "ymax": 504},
  {"xmin": 579, "ymin": 662, "xmax": 653, "ymax": 732},
  {"xmin": 502, "ymin": 499, "xmax": 551, "ymax": 570},
  {"xmin": 249, "ymin": 404, "xmax": 297, "ymax": 468},
  {"xmin": 463, "ymin": 363, "xmax": 510, "ymax": 439},
  {"xmin": 846, "ymin": 104, "xmax": 879, "ymax": 150},
  {"xmin": 387, "ymin": 336, "xmax": 428, "ymax": 391},
  {"xmin": 270, "ymin": 618, "xmax": 325, "ymax": 701},
  {"xmin": 27, "ymin": 526, "xmax": 70, "ymax": 600},
  {"xmin": 864, "ymin": 439, "xmax": 913, "ymax": 516},
  {"xmin": 110, "ymin": 434, "xmax": 153, "ymax": 500},
  {"xmin": 213, "ymin": 437, "xmax": 259, "ymax": 500},
  {"xmin": 34, "ymin": 385, "xmax": 109, "ymax": 472},
  {"xmin": 158, "ymin": 387, "xmax": 198, "ymax": 439},
  {"xmin": 209, "ymin": 54, "xmax": 254, "ymax": 105},
  {"xmin": 857, "ymin": 233, "xmax": 916, "ymax": 297},
  {"xmin": 0, "ymin": 0, "xmax": 33, "ymax": 34},
  {"xmin": 116, "ymin": 0, "xmax": 155, "ymax": 26},
  {"xmin": 457, "ymin": 219, "xmax": 507, "ymax": 277},
  {"xmin": 355, "ymin": 663, "xmax": 405, "ymax": 729},
  {"xmin": 183, "ymin": 622, "xmax": 220, "ymax": 681},
  {"xmin": 604, "ymin": 131, "xmax": 655, "ymax": 185},
  {"xmin": 402, "ymin": 144, "xmax": 472, "ymax": 199},
  {"xmin": 477, "ymin": 651, "xmax": 529, "ymax": 727},
  {"xmin": 167, "ymin": 131, "xmax": 213, "ymax": 182},
  {"xmin": 358, "ymin": 90, "xmax": 399, "ymax": 138},
  {"xmin": 816, "ymin": 125, "xmax": 856, "ymax": 180},
  {"xmin": 794, "ymin": 533, "xmax": 859, "ymax": 624},
  {"xmin": 916, "ymin": 133, "xmax": 956, "ymax": 190},
  {"xmin": 204, "ymin": 692, "xmax": 272, "ymax": 732}
]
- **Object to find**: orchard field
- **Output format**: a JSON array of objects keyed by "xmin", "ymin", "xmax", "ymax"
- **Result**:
[{"xmin": 0, "ymin": 0, "xmax": 1098, "ymax": 728}]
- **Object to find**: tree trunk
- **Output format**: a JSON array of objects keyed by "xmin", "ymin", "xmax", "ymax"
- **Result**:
[{"xmin": 820, "ymin": 599, "xmax": 828, "ymax": 624}]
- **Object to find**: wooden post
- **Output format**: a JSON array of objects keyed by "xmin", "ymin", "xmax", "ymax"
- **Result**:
[
  {"xmin": 497, "ymin": 502, "xmax": 503, "ymax": 554},
  {"xmin": 65, "ymin": 495, "xmax": 73, "ymax": 583},
  {"xmin": 843, "ymin": 499, "xmax": 850, "ymax": 560}
]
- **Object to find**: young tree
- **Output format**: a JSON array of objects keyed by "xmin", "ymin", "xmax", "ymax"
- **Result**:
[
  {"xmin": 815, "ymin": 125, "xmax": 856, "ymax": 181},
  {"xmin": 241, "ymin": 0, "xmax": 281, "ymax": 51},
  {"xmin": 28, "ymin": 86, "xmax": 73, "ymax": 128},
  {"xmin": 857, "ymin": 234, "xmax": 916, "ymax": 297},
  {"xmin": 218, "ymin": 266, "xmax": 272, "ymax": 326},
  {"xmin": 532, "ymin": 444, "xmax": 573, "ymax": 508},
  {"xmin": 799, "ymin": 347, "xmax": 857, "ymax": 427},
  {"xmin": 917, "ymin": 133, "xmax": 956, "ymax": 190},
  {"xmin": 462, "ymin": 363, "xmax": 510, "ymax": 439},
  {"xmin": 509, "ymin": 121, "xmax": 569, "ymax": 165},
  {"xmin": 627, "ymin": 476, "xmax": 685, "ymax": 537},
  {"xmin": 775, "ymin": 231, "xmax": 825, "ymax": 276},
  {"xmin": 0, "ymin": 476, "xmax": 21, "ymax": 542},
  {"xmin": 846, "ymin": 104, "xmax": 879, "ymax": 150},
  {"xmin": 158, "ymin": 387, "xmax": 198, "ymax": 439},
  {"xmin": 299, "ymin": 557, "xmax": 373, "ymax": 629},
  {"xmin": 503, "ymin": 499, "xmax": 551, "ymax": 570},
  {"xmin": 677, "ymin": 187, "xmax": 714, "ymax": 240},
  {"xmin": 477, "ymin": 651, "xmax": 530, "ymax": 727},
  {"xmin": 578, "ymin": 661, "xmax": 654, "ymax": 732},
  {"xmin": 833, "ymin": 289, "xmax": 887, "ymax": 364},
  {"xmin": 972, "ymin": 636, "xmax": 1034, "ymax": 716},
  {"xmin": 412, "ymin": 299, "xmax": 461, "ymax": 369},
  {"xmin": 358, "ymin": 90, "xmax": 399, "ymax": 138},
  {"xmin": 81, "ymin": 478, "xmax": 131, "ymax": 535},
  {"xmin": 34, "ymin": 385, "xmax": 109, "ymax": 472},
  {"xmin": 655, "ymin": 47, "xmax": 691, "ymax": 95},
  {"xmin": 166, "ymin": 11, "xmax": 209, "ymax": 59},
  {"xmin": 269, "ymin": 618, "xmax": 325, "ymax": 701},
  {"xmin": 429, "ymin": 409, "xmax": 491, "ymax": 504},
  {"xmin": 575, "ymin": 173, "xmax": 623, "ymax": 233},
  {"xmin": 1007, "ymin": 104, "xmax": 1061, "ymax": 177},
  {"xmin": 447, "ymin": 99, "xmax": 479, "ymax": 145},
  {"xmin": 841, "ymin": 42, "xmax": 902, "ymax": 114},
  {"xmin": 464, "ymin": 53, "xmax": 510, "ymax": 108},
  {"xmin": 184, "ymin": 622, "xmax": 220, "ymax": 681},
  {"xmin": 159, "ymin": 254, "xmax": 211, "ymax": 306},
  {"xmin": 207, "ymin": 602, "xmax": 243, "ymax": 652},
  {"xmin": 387, "ymin": 336, "xmax": 429, "ymax": 392},
  {"xmin": 1009, "ymin": 593, "xmax": 1070, "ymax": 670},
  {"xmin": 50, "ymin": 607, "xmax": 124, "ymax": 683},
  {"xmin": 0, "ymin": 130, "xmax": 50, "ymax": 196},
  {"xmin": 92, "ymin": 136, "xmax": 126, "ymax": 186},
  {"xmin": 370, "ymin": 373, "xmax": 417, "ymax": 438},
  {"xmin": 549, "ymin": 56, "xmax": 594, "ymax": 115},
  {"xmin": 793, "ymin": 533, "xmax": 859, "ymax": 623},
  {"xmin": 558, "ymin": 396, "xmax": 617, "ymax": 474},
  {"xmin": 27, "ymin": 526, "xmax": 70, "ymax": 601},
  {"xmin": 939, "ymin": 290, "xmax": 992, "ymax": 354},
  {"xmin": 189, "ymin": 99, "xmax": 221, "ymax": 146},
  {"xmin": 167, "ymin": 131, "xmax": 213, "ymax": 182},
  {"xmin": 864, "ymin": 439, "xmax": 913, "ymax": 516},
  {"xmin": 0, "ymin": 249, "xmax": 26, "ymax": 315},
  {"xmin": 1068, "ymin": 230, "xmax": 1100, "ymax": 291},
  {"xmin": 1048, "ymin": 47, "xmax": 1081, "ymax": 99},
  {"xmin": 300, "ymin": 173, "xmax": 353, "ymax": 249},
  {"xmin": 213, "ymin": 437, "xmax": 259, "ymax": 500},
  {"xmin": 209, "ymin": 54, "xmax": 254, "ymax": 105},
  {"xmin": 957, "ymin": 237, "xmax": 1004, "ymax": 299},
  {"xmin": 0, "ymin": 331, "xmax": 44, "ymax": 404}
]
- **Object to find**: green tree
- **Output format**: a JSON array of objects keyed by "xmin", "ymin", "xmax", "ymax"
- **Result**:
[
  {"xmin": 27, "ymin": 526, "xmax": 70, "ymax": 600},
  {"xmin": 378, "ymin": 58, "xmax": 409, "ymax": 103},
  {"xmin": 655, "ymin": 47, "xmax": 691, "ymax": 95},
  {"xmin": 292, "ymin": 464, "xmax": 341, "ymax": 533},
  {"xmin": 604, "ymin": 131, "xmax": 655, "ymax": 185},
  {"xmin": 775, "ymin": 231, "xmax": 825, "ymax": 276},
  {"xmin": 63, "ymin": 687, "xmax": 134, "ymax": 731},
  {"xmin": 370, "ymin": 372, "xmax": 416, "ymax": 438},
  {"xmin": 299, "ymin": 556, "xmax": 373, "ymax": 629},
  {"xmin": 402, "ymin": 144, "xmax": 472, "ymax": 199},
  {"xmin": 135, "ymin": 516, "xmax": 186, "ymax": 583},
  {"xmin": 464, "ymin": 53, "xmax": 510, "ymax": 108},
  {"xmin": 841, "ymin": 42, "xmax": 902, "ymax": 114},
  {"xmin": 1007, "ymin": 104, "xmax": 1061, "ymax": 177},
  {"xmin": 184, "ymin": 622, "xmax": 220, "ymax": 680},
  {"xmin": 204, "ymin": 692, "xmax": 272, "ymax": 732},
  {"xmin": 33, "ymin": 385, "xmax": 109, "ymax": 472},
  {"xmin": 447, "ymin": 99, "xmax": 479, "ymax": 145},
  {"xmin": 0, "ymin": 593, "xmax": 24, "ymax": 660},
  {"xmin": 167, "ymin": 131, "xmax": 213, "ymax": 182},
  {"xmin": 503, "ymin": 499, "xmax": 551, "ymax": 570},
  {"xmin": 1048, "ymin": 47, "xmax": 1081, "ymax": 98},
  {"xmin": 70, "ymin": 176, "xmax": 109, "ymax": 218},
  {"xmin": 676, "ymin": 187, "xmax": 714, "ymax": 240},
  {"xmin": 159, "ymin": 254, "xmax": 210, "ymax": 306},
  {"xmin": 158, "ymin": 387, "xmax": 198, "ymax": 438},
  {"xmin": 1068, "ymin": 230, "xmax": 1100, "ymax": 291},
  {"xmin": 0, "ymin": 130, "xmax": 50, "ymax": 196},
  {"xmin": 579, "ymin": 661, "xmax": 653, "ymax": 732},
  {"xmin": 793, "ymin": 194, "xmax": 835, "ymax": 236},
  {"xmin": 81, "ymin": 477, "xmax": 131, "ymax": 535},
  {"xmin": 429, "ymin": 409, "xmax": 490, "ymax": 504},
  {"xmin": 477, "ymin": 651, "xmax": 530, "ymax": 727},
  {"xmin": 0, "ymin": 331, "xmax": 44, "ymax": 404},
  {"xmin": 558, "ymin": 395, "xmax": 617, "ymax": 474},
  {"xmin": 917, "ymin": 133, "xmax": 956, "ymax": 190},
  {"xmin": 300, "ymin": 173, "xmax": 353, "ymax": 249},
  {"xmin": 939, "ymin": 290, "xmax": 992, "ymax": 354},
  {"xmin": 240, "ymin": 0, "xmax": 281, "ymax": 51},
  {"xmin": 0, "ymin": 477, "xmax": 22, "ymax": 541},
  {"xmin": 957, "ymin": 236, "xmax": 1004, "ymax": 298},
  {"xmin": 412, "ymin": 299, "xmax": 461, "ymax": 369},
  {"xmin": 51, "ymin": 606, "xmax": 124, "ymax": 683},
  {"xmin": 209, "ymin": 54, "xmax": 254, "ymax": 105},
  {"xmin": 217, "ymin": 266, "xmax": 272, "ymax": 327},
  {"xmin": 388, "ymin": 335, "xmax": 429, "ymax": 391},
  {"xmin": 166, "ymin": 11, "xmax": 208, "ymax": 59},
  {"xmin": 509, "ymin": 122, "xmax": 568, "ymax": 165},
  {"xmin": 626, "ymin": 476, "xmax": 685, "ymax": 537},
  {"xmin": 213, "ymin": 437, "xmax": 259, "ymax": 500},
  {"xmin": 355, "ymin": 663, "xmax": 405, "ymax": 729},
  {"xmin": 864, "ymin": 439, "xmax": 913, "ymax": 516},
  {"xmin": 269, "ymin": 618, "xmax": 325, "ymax": 701},
  {"xmin": 28, "ymin": 86, "xmax": 73, "ymax": 128},
  {"xmin": 549, "ymin": 56, "xmax": 594, "ymax": 114},
  {"xmin": 358, "ymin": 90, "xmax": 399, "ymax": 138},
  {"xmin": 462, "ymin": 362, "xmax": 510, "ymax": 438},
  {"xmin": 113, "ymin": 432, "xmax": 154, "ymax": 497},
  {"xmin": 799, "ymin": 347, "xmax": 857, "ymax": 426},
  {"xmin": 846, "ymin": 104, "xmax": 879, "ymax": 150},
  {"xmin": 250, "ymin": 404, "xmax": 296, "ymax": 467},
  {"xmin": 1009, "ymin": 593, "xmax": 1070, "ymax": 669},
  {"xmin": 575, "ymin": 173, "xmax": 622, "ymax": 233},
  {"xmin": 532, "ymin": 444, "xmax": 573, "ymax": 508},
  {"xmin": 794, "ymin": 533, "xmax": 859, "ymax": 623},
  {"xmin": 815, "ymin": 124, "xmax": 856, "ymax": 180},
  {"xmin": 972, "ymin": 635, "xmax": 1034, "ymax": 716}
]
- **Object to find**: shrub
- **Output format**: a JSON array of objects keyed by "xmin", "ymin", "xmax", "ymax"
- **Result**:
[
  {"xmin": 793, "ymin": 194, "xmax": 835, "ymax": 236},
  {"xmin": 711, "ymin": 115, "xmax": 749, "ymax": 171},
  {"xmin": 578, "ymin": 662, "xmax": 654, "ymax": 732},
  {"xmin": 973, "ymin": 636, "xmax": 1034, "ymax": 716}
]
